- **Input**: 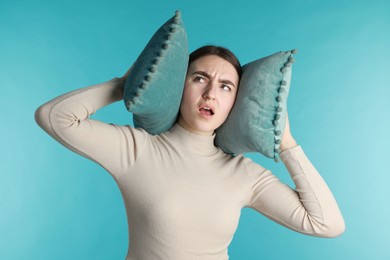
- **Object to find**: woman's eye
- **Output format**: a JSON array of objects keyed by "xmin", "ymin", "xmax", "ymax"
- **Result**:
[
  {"xmin": 222, "ymin": 84, "xmax": 231, "ymax": 92},
  {"xmin": 194, "ymin": 76, "xmax": 206, "ymax": 83}
]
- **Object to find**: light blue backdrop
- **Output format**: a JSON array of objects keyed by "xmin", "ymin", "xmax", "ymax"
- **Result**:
[{"xmin": 1, "ymin": 0, "xmax": 389, "ymax": 259}]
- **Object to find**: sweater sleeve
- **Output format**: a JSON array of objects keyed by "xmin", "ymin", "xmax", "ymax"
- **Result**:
[
  {"xmin": 34, "ymin": 78, "xmax": 147, "ymax": 179},
  {"xmin": 246, "ymin": 145, "xmax": 345, "ymax": 238}
]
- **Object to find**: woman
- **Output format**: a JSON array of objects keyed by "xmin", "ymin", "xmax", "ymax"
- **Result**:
[{"xmin": 35, "ymin": 45, "xmax": 345, "ymax": 259}]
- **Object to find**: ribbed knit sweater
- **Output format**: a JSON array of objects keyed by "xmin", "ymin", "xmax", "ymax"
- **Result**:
[{"xmin": 35, "ymin": 78, "xmax": 345, "ymax": 260}]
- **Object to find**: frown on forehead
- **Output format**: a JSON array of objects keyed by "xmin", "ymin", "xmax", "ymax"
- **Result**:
[{"xmin": 187, "ymin": 55, "xmax": 239, "ymax": 86}]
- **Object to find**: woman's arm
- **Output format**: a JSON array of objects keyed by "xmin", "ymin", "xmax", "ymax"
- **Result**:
[
  {"xmin": 247, "ymin": 112, "xmax": 345, "ymax": 238},
  {"xmin": 35, "ymin": 77, "xmax": 124, "ymax": 139},
  {"xmin": 35, "ymin": 76, "xmax": 146, "ymax": 178},
  {"xmin": 279, "ymin": 112, "xmax": 298, "ymax": 152}
]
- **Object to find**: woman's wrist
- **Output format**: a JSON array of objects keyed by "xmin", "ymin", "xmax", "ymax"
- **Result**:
[{"xmin": 280, "ymin": 134, "xmax": 298, "ymax": 152}]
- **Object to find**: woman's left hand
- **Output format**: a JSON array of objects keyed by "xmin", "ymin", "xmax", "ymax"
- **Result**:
[{"xmin": 280, "ymin": 111, "xmax": 298, "ymax": 152}]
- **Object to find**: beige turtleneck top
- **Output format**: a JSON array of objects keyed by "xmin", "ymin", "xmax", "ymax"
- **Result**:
[{"xmin": 35, "ymin": 78, "xmax": 345, "ymax": 260}]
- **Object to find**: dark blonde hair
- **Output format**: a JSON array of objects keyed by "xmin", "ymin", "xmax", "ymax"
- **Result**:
[{"xmin": 189, "ymin": 45, "xmax": 242, "ymax": 78}]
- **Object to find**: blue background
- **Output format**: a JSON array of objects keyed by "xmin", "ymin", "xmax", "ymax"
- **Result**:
[{"xmin": 1, "ymin": 0, "xmax": 389, "ymax": 259}]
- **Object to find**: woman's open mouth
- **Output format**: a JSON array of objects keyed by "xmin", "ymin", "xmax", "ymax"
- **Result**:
[{"xmin": 199, "ymin": 105, "xmax": 215, "ymax": 116}]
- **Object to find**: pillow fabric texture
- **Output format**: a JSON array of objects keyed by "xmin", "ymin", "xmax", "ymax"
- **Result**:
[
  {"xmin": 215, "ymin": 50, "xmax": 297, "ymax": 162},
  {"xmin": 123, "ymin": 10, "xmax": 189, "ymax": 135}
]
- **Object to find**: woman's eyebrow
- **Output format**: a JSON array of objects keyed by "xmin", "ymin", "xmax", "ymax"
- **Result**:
[
  {"xmin": 220, "ymin": 79, "xmax": 236, "ymax": 88},
  {"xmin": 193, "ymin": 71, "xmax": 236, "ymax": 88},
  {"xmin": 193, "ymin": 71, "xmax": 211, "ymax": 79}
]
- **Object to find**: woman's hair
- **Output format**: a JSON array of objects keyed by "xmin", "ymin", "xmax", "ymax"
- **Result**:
[{"xmin": 189, "ymin": 45, "xmax": 242, "ymax": 79}]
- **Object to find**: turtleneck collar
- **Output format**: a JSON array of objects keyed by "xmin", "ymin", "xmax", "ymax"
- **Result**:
[{"xmin": 163, "ymin": 124, "xmax": 219, "ymax": 156}]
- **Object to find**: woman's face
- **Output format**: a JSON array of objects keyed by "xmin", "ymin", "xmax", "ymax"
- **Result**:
[{"xmin": 178, "ymin": 55, "xmax": 239, "ymax": 135}]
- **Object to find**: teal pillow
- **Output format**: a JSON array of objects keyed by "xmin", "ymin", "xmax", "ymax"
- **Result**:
[
  {"xmin": 215, "ymin": 50, "xmax": 297, "ymax": 162},
  {"xmin": 124, "ymin": 10, "xmax": 189, "ymax": 134}
]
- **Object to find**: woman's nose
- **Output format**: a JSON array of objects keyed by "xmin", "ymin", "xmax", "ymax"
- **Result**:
[{"xmin": 202, "ymin": 83, "xmax": 216, "ymax": 100}]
